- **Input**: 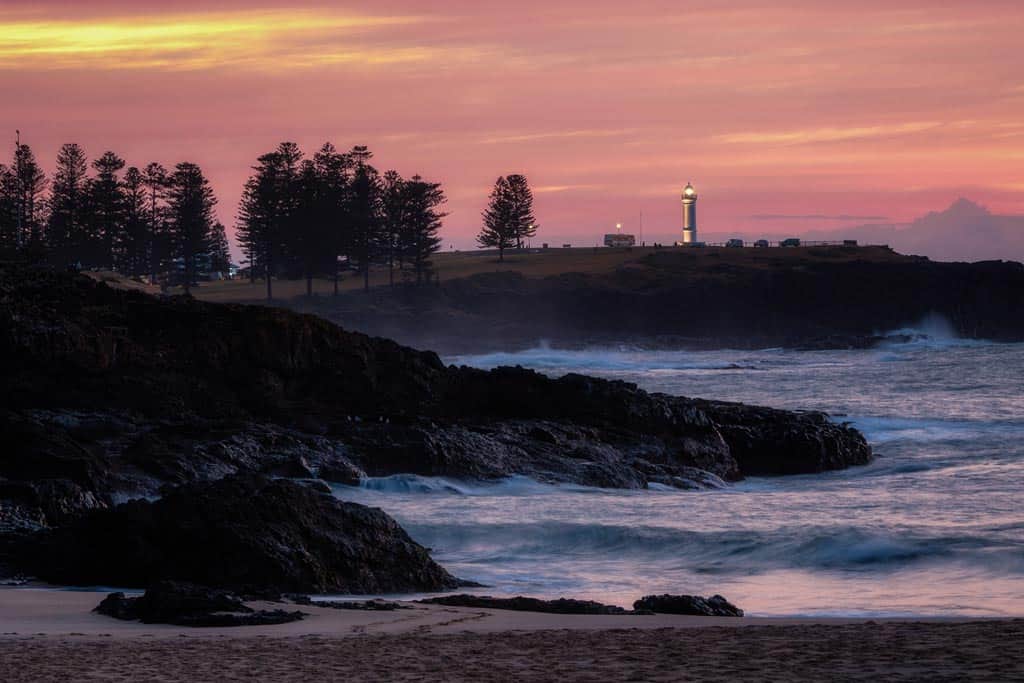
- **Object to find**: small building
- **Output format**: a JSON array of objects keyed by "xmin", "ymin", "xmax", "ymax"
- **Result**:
[{"xmin": 604, "ymin": 233, "xmax": 636, "ymax": 248}]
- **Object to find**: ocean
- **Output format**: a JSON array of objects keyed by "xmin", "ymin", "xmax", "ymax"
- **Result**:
[{"xmin": 334, "ymin": 333, "xmax": 1024, "ymax": 617}]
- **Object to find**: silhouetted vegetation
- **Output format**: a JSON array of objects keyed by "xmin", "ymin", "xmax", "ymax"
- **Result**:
[
  {"xmin": 478, "ymin": 174, "xmax": 537, "ymax": 261},
  {"xmin": 235, "ymin": 142, "xmax": 447, "ymax": 298},
  {"xmin": 0, "ymin": 136, "xmax": 449, "ymax": 298}
]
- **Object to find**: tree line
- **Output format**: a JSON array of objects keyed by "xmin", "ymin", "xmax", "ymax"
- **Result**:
[
  {"xmin": 0, "ymin": 139, "xmax": 227, "ymax": 293},
  {"xmin": 0, "ymin": 134, "xmax": 540, "ymax": 296},
  {"xmin": 235, "ymin": 142, "xmax": 447, "ymax": 299}
]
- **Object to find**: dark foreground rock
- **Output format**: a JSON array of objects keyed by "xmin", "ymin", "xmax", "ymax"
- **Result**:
[
  {"xmin": 633, "ymin": 594, "xmax": 744, "ymax": 617},
  {"xmin": 20, "ymin": 474, "xmax": 461, "ymax": 594},
  {"xmin": 418, "ymin": 594, "xmax": 628, "ymax": 615},
  {"xmin": 1, "ymin": 264, "xmax": 871, "ymax": 509},
  {"xmin": 95, "ymin": 581, "xmax": 305, "ymax": 627}
]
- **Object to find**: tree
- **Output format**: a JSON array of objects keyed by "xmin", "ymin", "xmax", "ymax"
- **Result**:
[
  {"xmin": 0, "ymin": 164, "xmax": 17, "ymax": 252},
  {"xmin": 8, "ymin": 142, "xmax": 48, "ymax": 251},
  {"xmin": 142, "ymin": 162, "xmax": 169, "ymax": 280},
  {"xmin": 504, "ymin": 174, "xmax": 537, "ymax": 249},
  {"xmin": 208, "ymin": 221, "xmax": 232, "ymax": 274},
  {"xmin": 165, "ymin": 162, "xmax": 217, "ymax": 294},
  {"xmin": 47, "ymin": 143, "xmax": 89, "ymax": 265},
  {"xmin": 236, "ymin": 142, "xmax": 302, "ymax": 300},
  {"xmin": 312, "ymin": 143, "xmax": 353, "ymax": 296},
  {"xmin": 87, "ymin": 151, "xmax": 126, "ymax": 269},
  {"xmin": 478, "ymin": 176, "xmax": 516, "ymax": 261},
  {"xmin": 347, "ymin": 146, "xmax": 382, "ymax": 292},
  {"xmin": 119, "ymin": 167, "xmax": 151, "ymax": 277},
  {"xmin": 400, "ymin": 175, "xmax": 446, "ymax": 284},
  {"xmin": 381, "ymin": 170, "xmax": 406, "ymax": 286}
]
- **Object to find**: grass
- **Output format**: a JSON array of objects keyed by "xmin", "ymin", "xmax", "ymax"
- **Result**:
[{"xmin": 88, "ymin": 245, "xmax": 911, "ymax": 303}]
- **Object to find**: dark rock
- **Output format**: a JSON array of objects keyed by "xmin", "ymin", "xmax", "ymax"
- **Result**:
[
  {"xmin": 0, "ymin": 264, "xmax": 872, "ymax": 499},
  {"xmin": 633, "ymin": 594, "xmax": 744, "ymax": 617},
  {"xmin": 418, "ymin": 594, "xmax": 628, "ymax": 615},
  {"xmin": 95, "ymin": 581, "xmax": 306, "ymax": 627},
  {"xmin": 22, "ymin": 474, "xmax": 462, "ymax": 594}
]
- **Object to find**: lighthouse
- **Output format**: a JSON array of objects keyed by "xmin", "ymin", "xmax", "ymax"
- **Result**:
[{"xmin": 682, "ymin": 182, "xmax": 698, "ymax": 244}]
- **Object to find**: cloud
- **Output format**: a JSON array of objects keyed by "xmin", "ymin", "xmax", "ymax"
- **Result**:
[
  {"xmin": 0, "ymin": 10, "xmax": 433, "ymax": 71},
  {"xmin": 715, "ymin": 122, "xmax": 941, "ymax": 145},
  {"xmin": 749, "ymin": 214, "xmax": 889, "ymax": 221}
]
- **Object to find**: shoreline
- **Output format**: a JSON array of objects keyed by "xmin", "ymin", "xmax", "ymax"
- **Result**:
[
  {"xmin": 3, "ymin": 590, "xmax": 1022, "ymax": 682},
  {"xmin": 1, "ymin": 588, "xmax": 1018, "ymax": 639}
]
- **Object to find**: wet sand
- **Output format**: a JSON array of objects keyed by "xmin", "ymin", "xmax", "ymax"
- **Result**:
[{"xmin": 2, "ymin": 589, "xmax": 1022, "ymax": 681}]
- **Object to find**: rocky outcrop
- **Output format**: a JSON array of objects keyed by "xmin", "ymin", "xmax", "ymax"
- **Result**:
[
  {"xmin": 95, "ymin": 581, "xmax": 306, "ymax": 627},
  {"xmin": 0, "ymin": 263, "xmax": 873, "ymax": 536},
  {"xmin": 633, "ymin": 594, "xmax": 744, "ymax": 617},
  {"xmin": 418, "ymin": 594, "xmax": 628, "ymax": 615},
  {"xmin": 20, "ymin": 474, "xmax": 462, "ymax": 594}
]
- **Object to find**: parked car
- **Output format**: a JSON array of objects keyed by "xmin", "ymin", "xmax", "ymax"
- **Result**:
[
  {"xmin": 780, "ymin": 238, "xmax": 801, "ymax": 247},
  {"xmin": 843, "ymin": 239, "xmax": 858, "ymax": 246},
  {"xmin": 754, "ymin": 239, "xmax": 770, "ymax": 248},
  {"xmin": 726, "ymin": 238, "xmax": 744, "ymax": 248}
]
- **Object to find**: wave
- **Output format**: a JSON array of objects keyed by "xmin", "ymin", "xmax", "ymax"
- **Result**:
[
  {"xmin": 346, "ymin": 474, "xmax": 604, "ymax": 496},
  {"xmin": 402, "ymin": 521, "xmax": 1018, "ymax": 573},
  {"xmin": 876, "ymin": 312, "xmax": 994, "ymax": 351},
  {"xmin": 850, "ymin": 415, "xmax": 1024, "ymax": 445},
  {"xmin": 448, "ymin": 346, "xmax": 766, "ymax": 374}
]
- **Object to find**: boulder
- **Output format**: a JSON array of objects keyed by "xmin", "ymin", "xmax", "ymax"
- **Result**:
[
  {"xmin": 418, "ymin": 594, "xmax": 627, "ymax": 615},
  {"xmin": 22, "ymin": 474, "xmax": 462, "ymax": 594},
  {"xmin": 633, "ymin": 593, "xmax": 744, "ymax": 617},
  {"xmin": 95, "ymin": 581, "xmax": 305, "ymax": 627}
]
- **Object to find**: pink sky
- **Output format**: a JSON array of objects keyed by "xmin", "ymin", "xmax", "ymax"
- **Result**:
[{"xmin": 2, "ymin": 0, "xmax": 1023, "ymax": 248}]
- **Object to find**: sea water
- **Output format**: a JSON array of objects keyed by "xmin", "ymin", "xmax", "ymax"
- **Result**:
[{"xmin": 334, "ymin": 336, "xmax": 1024, "ymax": 617}]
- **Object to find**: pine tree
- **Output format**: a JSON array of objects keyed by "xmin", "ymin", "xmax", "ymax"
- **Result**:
[
  {"xmin": 347, "ymin": 146, "xmax": 382, "ymax": 292},
  {"xmin": 9, "ymin": 142, "xmax": 48, "ymax": 251},
  {"xmin": 87, "ymin": 151, "xmax": 126, "ymax": 269},
  {"xmin": 120, "ymin": 167, "xmax": 150, "ymax": 276},
  {"xmin": 208, "ymin": 221, "xmax": 232, "ymax": 274},
  {"xmin": 142, "ymin": 163, "xmax": 169, "ymax": 280},
  {"xmin": 478, "ymin": 176, "xmax": 515, "ymax": 261},
  {"xmin": 236, "ymin": 142, "xmax": 302, "ymax": 300},
  {"xmin": 0, "ymin": 164, "xmax": 17, "ymax": 253},
  {"xmin": 312, "ymin": 143, "xmax": 353, "ymax": 296},
  {"xmin": 165, "ymin": 162, "xmax": 217, "ymax": 294},
  {"xmin": 505, "ymin": 174, "xmax": 537, "ymax": 249},
  {"xmin": 381, "ymin": 170, "xmax": 406, "ymax": 286},
  {"xmin": 401, "ymin": 175, "xmax": 446, "ymax": 284},
  {"xmin": 47, "ymin": 143, "xmax": 89, "ymax": 265}
]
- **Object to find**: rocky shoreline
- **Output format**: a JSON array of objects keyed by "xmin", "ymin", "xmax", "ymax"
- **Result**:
[{"xmin": 1, "ymin": 263, "xmax": 871, "ymax": 593}]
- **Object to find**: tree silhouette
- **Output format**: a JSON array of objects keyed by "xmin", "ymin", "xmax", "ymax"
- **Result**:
[
  {"xmin": 165, "ymin": 162, "xmax": 216, "ymax": 294},
  {"xmin": 505, "ymin": 174, "xmax": 537, "ymax": 249},
  {"xmin": 120, "ymin": 166, "xmax": 150, "ymax": 277},
  {"xmin": 381, "ymin": 170, "xmax": 406, "ymax": 286},
  {"xmin": 236, "ymin": 142, "xmax": 302, "ymax": 300},
  {"xmin": 208, "ymin": 221, "xmax": 232, "ymax": 274},
  {"xmin": 142, "ymin": 162, "xmax": 169, "ymax": 280},
  {"xmin": 47, "ymin": 143, "xmax": 89, "ymax": 265},
  {"xmin": 347, "ymin": 146, "xmax": 383, "ymax": 293},
  {"xmin": 87, "ymin": 151, "xmax": 126, "ymax": 269},
  {"xmin": 401, "ymin": 175, "xmax": 447, "ymax": 284},
  {"xmin": 478, "ymin": 176, "xmax": 516, "ymax": 261}
]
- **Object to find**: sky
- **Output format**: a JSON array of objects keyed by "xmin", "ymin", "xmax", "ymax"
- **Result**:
[{"xmin": 2, "ymin": 0, "xmax": 1023, "ymax": 249}]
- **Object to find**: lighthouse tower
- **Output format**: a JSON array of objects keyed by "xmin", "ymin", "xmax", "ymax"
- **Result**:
[{"xmin": 682, "ymin": 182, "xmax": 698, "ymax": 244}]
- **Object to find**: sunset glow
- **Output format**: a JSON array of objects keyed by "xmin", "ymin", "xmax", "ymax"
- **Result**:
[{"xmin": 3, "ymin": 0, "xmax": 1022, "ymax": 245}]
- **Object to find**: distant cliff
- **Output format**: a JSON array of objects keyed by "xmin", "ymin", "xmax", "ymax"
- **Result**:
[{"xmin": 277, "ymin": 245, "xmax": 1024, "ymax": 354}]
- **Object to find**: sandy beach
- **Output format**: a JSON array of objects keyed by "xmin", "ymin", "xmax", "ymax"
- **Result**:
[{"xmin": 1, "ymin": 589, "xmax": 1021, "ymax": 681}]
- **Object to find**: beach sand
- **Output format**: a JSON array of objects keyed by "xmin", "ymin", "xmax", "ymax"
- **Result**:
[{"xmin": 1, "ymin": 589, "xmax": 1022, "ymax": 681}]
